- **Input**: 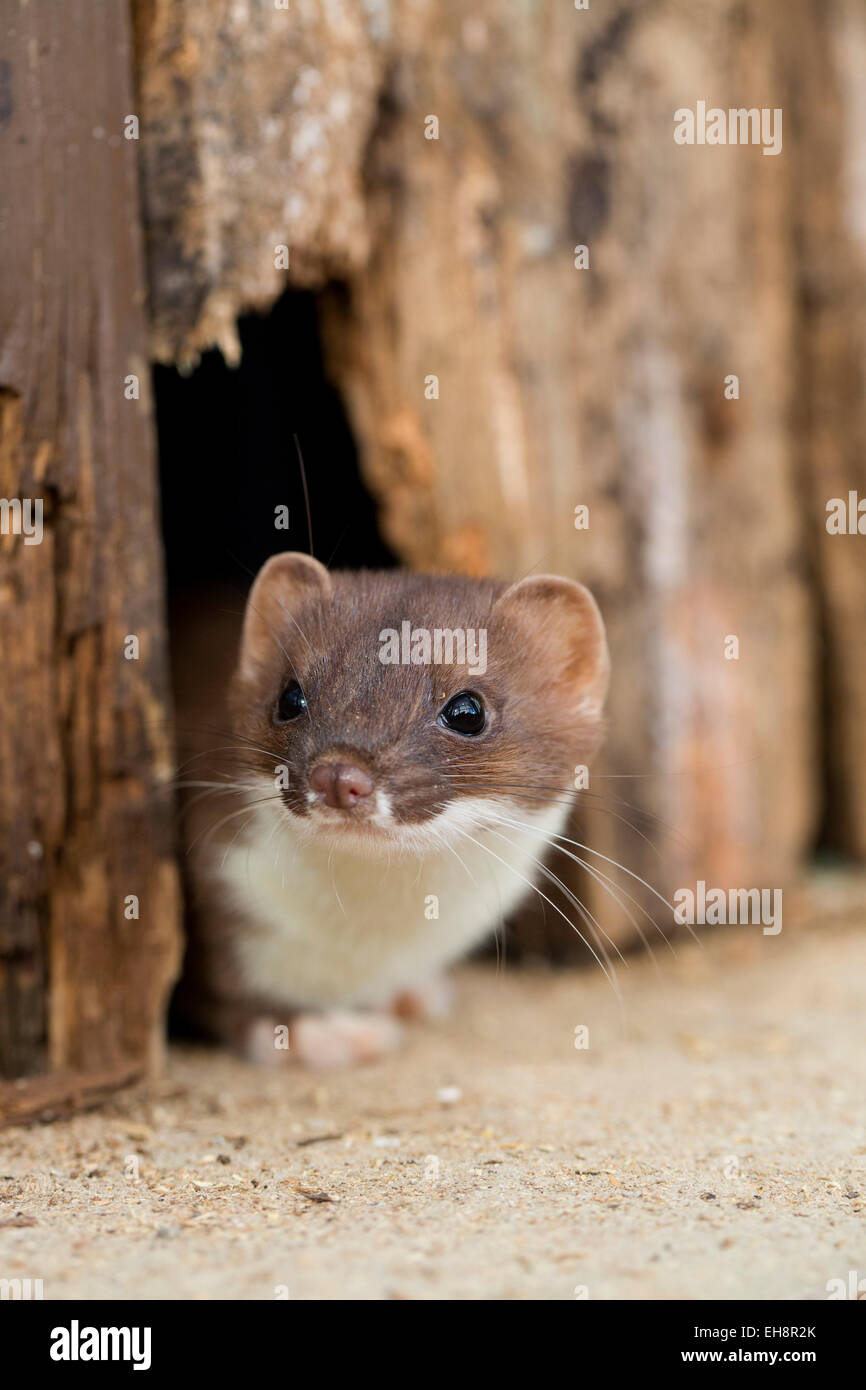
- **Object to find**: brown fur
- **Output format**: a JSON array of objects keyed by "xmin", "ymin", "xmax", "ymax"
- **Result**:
[
  {"xmin": 171, "ymin": 557, "xmax": 609, "ymax": 1046},
  {"xmin": 230, "ymin": 557, "xmax": 608, "ymax": 827}
]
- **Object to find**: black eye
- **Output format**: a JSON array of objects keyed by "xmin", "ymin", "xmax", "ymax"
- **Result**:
[
  {"xmin": 275, "ymin": 680, "xmax": 307, "ymax": 723},
  {"xmin": 438, "ymin": 691, "xmax": 486, "ymax": 736}
]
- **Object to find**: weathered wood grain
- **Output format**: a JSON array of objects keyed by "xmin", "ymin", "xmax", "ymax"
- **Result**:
[
  {"xmin": 0, "ymin": 0, "xmax": 181, "ymax": 1101},
  {"xmin": 784, "ymin": 0, "xmax": 866, "ymax": 858},
  {"xmin": 0, "ymin": 1063, "xmax": 144, "ymax": 1129}
]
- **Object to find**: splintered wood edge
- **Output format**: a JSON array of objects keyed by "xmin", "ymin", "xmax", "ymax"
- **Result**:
[{"xmin": 0, "ymin": 1064, "xmax": 145, "ymax": 1129}]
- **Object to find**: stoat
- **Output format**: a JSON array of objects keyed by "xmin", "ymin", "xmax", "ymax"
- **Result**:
[{"xmin": 172, "ymin": 553, "xmax": 609, "ymax": 1067}]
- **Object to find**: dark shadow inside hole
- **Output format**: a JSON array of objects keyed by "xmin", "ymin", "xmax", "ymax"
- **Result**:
[
  {"xmin": 155, "ymin": 289, "xmax": 400, "ymax": 1034},
  {"xmin": 155, "ymin": 287, "xmax": 396, "ymax": 601}
]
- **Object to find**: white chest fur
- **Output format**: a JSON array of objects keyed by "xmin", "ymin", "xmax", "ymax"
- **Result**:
[{"xmin": 216, "ymin": 797, "xmax": 570, "ymax": 1008}]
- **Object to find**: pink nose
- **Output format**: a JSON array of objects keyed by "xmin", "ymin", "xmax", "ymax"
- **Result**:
[{"xmin": 309, "ymin": 762, "xmax": 374, "ymax": 810}]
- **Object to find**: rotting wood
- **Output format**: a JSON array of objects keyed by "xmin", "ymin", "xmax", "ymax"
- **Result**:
[
  {"xmin": 0, "ymin": 0, "xmax": 182, "ymax": 1099},
  {"xmin": 0, "ymin": 1064, "xmax": 145, "ymax": 1130}
]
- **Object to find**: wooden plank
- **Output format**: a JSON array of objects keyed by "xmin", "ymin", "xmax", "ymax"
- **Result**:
[
  {"xmin": 784, "ymin": 0, "xmax": 866, "ymax": 857},
  {"xmin": 0, "ymin": 0, "xmax": 181, "ymax": 1090},
  {"xmin": 0, "ymin": 1064, "xmax": 144, "ymax": 1129}
]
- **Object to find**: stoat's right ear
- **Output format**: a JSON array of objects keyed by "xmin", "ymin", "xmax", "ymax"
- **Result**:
[{"xmin": 238, "ymin": 551, "xmax": 332, "ymax": 681}]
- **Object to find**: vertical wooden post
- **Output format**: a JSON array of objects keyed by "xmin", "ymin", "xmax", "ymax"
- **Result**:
[
  {"xmin": 0, "ymin": 0, "xmax": 180, "ymax": 1113},
  {"xmin": 785, "ymin": 0, "xmax": 866, "ymax": 857}
]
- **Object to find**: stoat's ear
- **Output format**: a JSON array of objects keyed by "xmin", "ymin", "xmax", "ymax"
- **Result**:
[
  {"xmin": 494, "ymin": 574, "xmax": 609, "ymax": 714},
  {"xmin": 238, "ymin": 552, "xmax": 332, "ymax": 682}
]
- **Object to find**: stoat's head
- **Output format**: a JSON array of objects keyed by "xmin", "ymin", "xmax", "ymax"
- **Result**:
[{"xmin": 230, "ymin": 553, "xmax": 609, "ymax": 857}]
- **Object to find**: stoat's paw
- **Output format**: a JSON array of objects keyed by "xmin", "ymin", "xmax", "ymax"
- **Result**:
[
  {"xmin": 291, "ymin": 1010, "xmax": 404, "ymax": 1069},
  {"xmin": 391, "ymin": 975, "xmax": 454, "ymax": 1022},
  {"xmin": 242, "ymin": 1016, "xmax": 293, "ymax": 1067}
]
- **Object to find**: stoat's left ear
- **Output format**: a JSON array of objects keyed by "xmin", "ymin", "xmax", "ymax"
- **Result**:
[
  {"xmin": 238, "ymin": 551, "xmax": 332, "ymax": 682},
  {"xmin": 493, "ymin": 574, "xmax": 609, "ymax": 714}
]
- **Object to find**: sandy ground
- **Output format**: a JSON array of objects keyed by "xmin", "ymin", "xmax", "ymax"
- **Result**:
[{"xmin": 1, "ymin": 909, "xmax": 865, "ymax": 1301}]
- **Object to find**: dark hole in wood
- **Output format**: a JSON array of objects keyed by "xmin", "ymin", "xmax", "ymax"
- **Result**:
[
  {"xmin": 153, "ymin": 289, "xmax": 398, "ymax": 1034},
  {"xmin": 154, "ymin": 287, "xmax": 396, "ymax": 597}
]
